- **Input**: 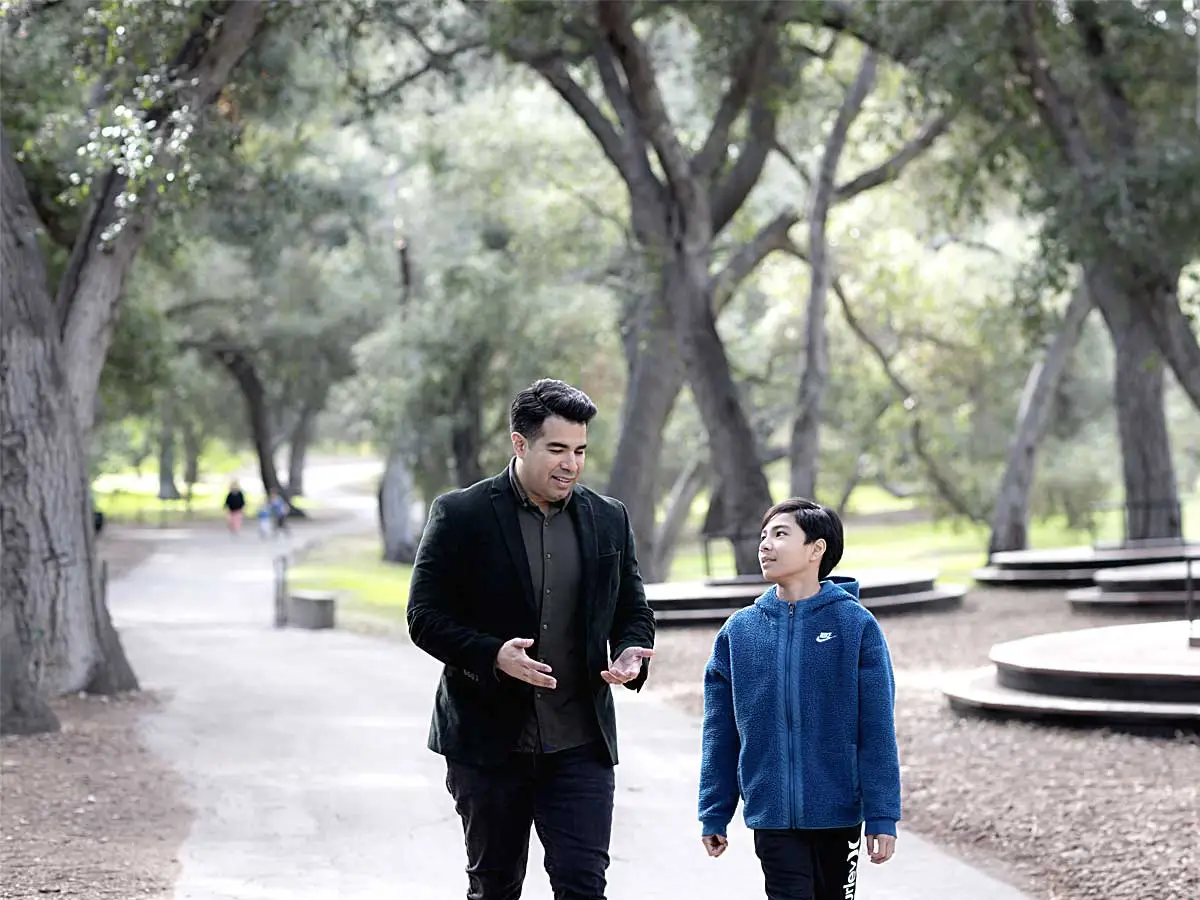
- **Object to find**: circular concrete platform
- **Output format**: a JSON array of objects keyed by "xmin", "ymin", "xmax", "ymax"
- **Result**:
[
  {"xmin": 973, "ymin": 543, "xmax": 1200, "ymax": 589},
  {"xmin": 1066, "ymin": 560, "xmax": 1199, "ymax": 612},
  {"xmin": 648, "ymin": 568, "xmax": 965, "ymax": 625},
  {"xmin": 943, "ymin": 620, "xmax": 1200, "ymax": 730}
]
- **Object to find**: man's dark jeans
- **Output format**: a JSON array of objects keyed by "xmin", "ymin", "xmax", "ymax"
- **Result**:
[{"xmin": 445, "ymin": 741, "xmax": 615, "ymax": 900}]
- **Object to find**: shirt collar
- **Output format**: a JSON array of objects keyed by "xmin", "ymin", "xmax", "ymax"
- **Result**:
[{"xmin": 508, "ymin": 457, "xmax": 571, "ymax": 512}]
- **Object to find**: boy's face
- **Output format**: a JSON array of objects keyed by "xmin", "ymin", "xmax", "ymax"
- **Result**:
[{"xmin": 759, "ymin": 513, "xmax": 826, "ymax": 582}]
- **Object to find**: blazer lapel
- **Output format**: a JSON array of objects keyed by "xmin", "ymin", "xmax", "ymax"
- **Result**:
[
  {"xmin": 489, "ymin": 475, "xmax": 536, "ymax": 609},
  {"xmin": 571, "ymin": 488, "xmax": 599, "ymax": 611}
]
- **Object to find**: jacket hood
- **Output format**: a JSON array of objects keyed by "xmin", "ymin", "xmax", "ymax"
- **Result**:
[{"xmin": 753, "ymin": 576, "xmax": 861, "ymax": 618}]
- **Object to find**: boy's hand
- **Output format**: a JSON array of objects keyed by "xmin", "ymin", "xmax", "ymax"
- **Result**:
[
  {"xmin": 701, "ymin": 834, "xmax": 728, "ymax": 858},
  {"xmin": 866, "ymin": 834, "xmax": 895, "ymax": 864}
]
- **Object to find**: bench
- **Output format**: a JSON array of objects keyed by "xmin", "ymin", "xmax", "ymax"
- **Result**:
[{"xmin": 287, "ymin": 590, "xmax": 337, "ymax": 630}]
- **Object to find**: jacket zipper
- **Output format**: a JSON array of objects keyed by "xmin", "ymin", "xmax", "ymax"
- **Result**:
[{"xmin": 786, "ymin": 602, "xmax": 796, "ymax": 828}]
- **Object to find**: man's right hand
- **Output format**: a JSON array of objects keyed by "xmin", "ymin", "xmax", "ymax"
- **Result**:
[
  {"xmin": 701, "ymin": 835, "xmax": 728, "ymax": 858},
  {"xmin": 495, "ymin": 638, "xmax": 557, "ymax": 689}
]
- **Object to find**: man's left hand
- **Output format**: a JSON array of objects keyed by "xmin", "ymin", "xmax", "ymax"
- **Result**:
[{"xmin": 600, "ymin": 647, "xmax": 654, "ymax": 685}]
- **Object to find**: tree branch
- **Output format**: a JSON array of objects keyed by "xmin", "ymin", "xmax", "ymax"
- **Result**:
[
  {"xmin": 596, "ymin": 0, "xmax": 702, "ymax": 224},
  {"xmin": 591, "ymin": 36, "xmax": 641, "ymax": 144},
  {"xmin": 710, "ymin": 99, "xmax": 777, "ymax": 235},
  {"xmin": 57, "ymin": 0, "xmax": 270, "ymax": 439},
  {"xmin": 1070, "ymin": 1, "xmax": 1135, "ymax": 152},
  {"xmin": 26, "ymin": 180, "xmax": 76, "ymax": 249},
  {"xmin": 528, "ymin": 56, "xmax": 637, "ymax": 186},
  {"xmin": 781, "ymin": 239, "xmax": 986, "ymax": 522},
  {"xmin": 708, "ymin": 210, "xmax": 799, "ymax": 312},
  {"xmin": 772, "ymin": 139, "xmax": 811, "ymax": 186},
  {"xmin": 834, "ymin": 108, "xmax": 954, "ymax": 202},
  {"xmin": 589, "ymin": 37, "xmax": 661, "ymax": 195},
  {"xmin": 349, "ymin": 43, "xmax": 486, "ymax": 111},
  {"xmin": 691, "ymin": 7, "xmax": 782, "ymax": 178},
  {"xmin": 542, "ymin": 172, "xmax": 632, "ymax": 242},
  {"xmin": 1005, "ymin": 0, "xmax": 1096, "ymax": 169}
]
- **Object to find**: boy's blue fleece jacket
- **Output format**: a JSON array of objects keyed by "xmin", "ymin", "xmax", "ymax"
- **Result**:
[{"xmin": 698, "ymin": 577, "xmax": 902, "ymax": 838}]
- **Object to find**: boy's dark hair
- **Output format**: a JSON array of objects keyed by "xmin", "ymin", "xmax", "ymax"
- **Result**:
[
  {"xmin": 510, "ymin": 379, "xmax": 598, "ymax": 441},
  {"xmin": 760, "ymin": 498, "xmax": 844, "ymax": 580}
]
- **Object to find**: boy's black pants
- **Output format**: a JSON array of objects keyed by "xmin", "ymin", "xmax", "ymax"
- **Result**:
[{"xmin": 753, "ymin": 825, "xmax": 863, "ymax": 900}]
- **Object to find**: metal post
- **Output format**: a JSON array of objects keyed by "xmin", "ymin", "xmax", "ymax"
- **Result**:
[
  {"xmin": 1187, "ymin": 554, "xmax": 1199, "ymax": 649},
  {"xmin": 274, "ymin": 555, "xmax": 288, "ymax": 628}
]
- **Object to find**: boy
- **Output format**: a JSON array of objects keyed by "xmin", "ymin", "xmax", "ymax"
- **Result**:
[{"xmin": 698, "ymin": 498, "xmax": 901, "ymax": 900}]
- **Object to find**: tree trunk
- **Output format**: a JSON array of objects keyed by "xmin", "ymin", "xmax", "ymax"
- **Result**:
[
  {"xmin": 379, "ymin": 449, "xmax": 418, "ymax": 564},
  {"xmin": 663, "ymin": 255, "xmax": 772, "ymax": 573},
  {"xmin": 286, "ymin": 404, "xmax": 316, "ymax": 497},
  {"xmin": 181, "ymin": 421, "xmax": 202, "ymax": 497},
  {"xmin": 835, "ymin": 462, "xmax": 864, "ymax": 518},
  {"xmin": 789, "ymin": 253, "xmax": 830, "ymax": 501},
  {"xmin": 2, "ymin": 132, "xmax": 137, "ymax": 735},
  {"xmin": 1088, "ymin": 273, "xmax": 1181, "ymax": 542},
  {"xmin": 157, "ymin": 404, "xmax": 181, "ymax": 500},
  {"xmin": 606, "ymin": 296, "xmax": 685, "ymax": 583},
  {"xmin": 450, "ymin": 372, "xmax": 484, "ymax": 488},
  {"xmin": 56, "ymin": 2, "xmax": 270, "ymax": 440},
  {"xmin": 1135, "ymin": 275, "xmax": 1200, "ymax": 415},
  {"xmin": 790, "ymin": 51, "xmax": 877, "ymax": 501},
  {"xmin": 215, "ymin": 347, "xmax": 284, "ymax": 497},
  {"xmin": 650, "ymin": 456, "xmax": 709, "ymax": 581},
  {"xmin": 989, "ymin": 285, "xmax": 1092, "ymax": 556}
]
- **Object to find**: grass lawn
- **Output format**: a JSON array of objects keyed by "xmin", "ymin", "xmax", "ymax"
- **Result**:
[
  {"xmin": 289, "ymin": 534, "xmax": 411, "ymax": 622},
  {"xmin": 92, "ymin": 474, "xmax": 227, "ymax": 525},
  {"xmin": 92, "ymin": 472, "xmax": 323, "ymax": 526}
]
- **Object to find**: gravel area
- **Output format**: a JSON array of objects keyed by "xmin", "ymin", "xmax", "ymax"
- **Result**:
[
  {"xmin": 644, "ymin": 589, "xmax": 1200, "ymax": 900},
  {"xmin": 1, "ymin": 529, "xmax": 191, "ymax": 900},
  {"xmin": 0, "ymin": 691, "xmax": 190, "ymax": 899}
]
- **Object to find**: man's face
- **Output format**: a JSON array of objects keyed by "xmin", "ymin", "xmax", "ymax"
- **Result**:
[
  {"xmin": 512, "ymin": 415, "xmax": 587, "ymax": 505},
  {"xmin": 758, "ymin": 512, "xmax": 824, "ymax": 582}
]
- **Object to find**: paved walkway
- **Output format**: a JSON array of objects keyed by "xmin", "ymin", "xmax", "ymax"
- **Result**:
[{"xmin": 109, "ymin": 465, "xmax": 1034, "ymax": 900}]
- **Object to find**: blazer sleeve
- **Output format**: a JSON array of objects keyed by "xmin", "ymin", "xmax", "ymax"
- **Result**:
[
  {"xmin": 607, "ymin": 500, "xmax": 656, "ymax": 692},
  {"xmin": 857, "ymin": 616, "xmax": 902, "ymax": 837},
  {"xmin": 406, "ymin": 495, "xmax": 504, "ymax": 682}
]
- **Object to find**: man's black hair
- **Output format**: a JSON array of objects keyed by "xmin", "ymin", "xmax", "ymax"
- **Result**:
[{"xmin": 510, "ymin": 379, "xmax": 598, "ymax": 441}]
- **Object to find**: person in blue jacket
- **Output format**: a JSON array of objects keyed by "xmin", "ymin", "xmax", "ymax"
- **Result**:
[{"xmin": 698, "ymin": 498, "xmax": 901, "ymax": 900}]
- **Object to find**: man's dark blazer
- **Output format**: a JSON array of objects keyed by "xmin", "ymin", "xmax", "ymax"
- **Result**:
[{"xmin": 407, "ymin": 469, "xmax": 657, "ymax": 767}]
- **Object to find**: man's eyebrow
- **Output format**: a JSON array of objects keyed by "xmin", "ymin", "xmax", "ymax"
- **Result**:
[{"xmin": 545, "ymin": 441, "xmax": 587, "ymax": 450}]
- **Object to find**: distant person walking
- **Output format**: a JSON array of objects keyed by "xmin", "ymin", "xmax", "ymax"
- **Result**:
[
  {"xmin": 268, "ymin": 489, "xmax": 289, "ymax": 538},
  {"xmin": 223, "ymin": 481, "xmax": 246, "ymax": 535}
]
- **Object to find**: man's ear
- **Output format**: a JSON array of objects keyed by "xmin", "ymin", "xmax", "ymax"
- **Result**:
[{"xmin": 511, "ymin": 431, "xmax": 526, "ymax": 458}]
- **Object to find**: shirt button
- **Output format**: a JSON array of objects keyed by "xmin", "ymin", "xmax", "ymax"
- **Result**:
[
  {"xmin": 545, "ymin": 553, "xmax": 552, "ymax": 559},
  {"xmin": 542, "ymin": 624, "xmax": 549, "ymax": 630},
  {"xmin": 545, "ymin": 588, "xmax": 551, "ymax": 595}
]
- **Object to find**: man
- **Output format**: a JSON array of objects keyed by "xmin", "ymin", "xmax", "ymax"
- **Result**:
[{"xmin": 407, "ymin": 378, "xmax": 657, "ymax": 900}]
